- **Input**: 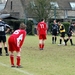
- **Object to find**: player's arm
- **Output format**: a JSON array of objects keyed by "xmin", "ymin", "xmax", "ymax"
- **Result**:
[
  {"xmin": 5, "ymin": 28, "xmax": 10, "ymax": 33},
  {"xmin": 5, "ymin": 24, "xmax": 11, "ymax": 33},
  {"xmin": 36, "ymin": 25, "xmax": 39, "ymax": 35},
  {"xmin": 19, "ymin": 32, "xmax": 26, "ymax": 48}
]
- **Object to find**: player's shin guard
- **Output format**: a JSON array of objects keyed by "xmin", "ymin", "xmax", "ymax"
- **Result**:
[
  {"xmin": 16, "ymin": 56, "xmax": 20, "ymax": 66},
  {"xmin": 10, "ymin": 55, "xmax": 14, "ymax": 66}
]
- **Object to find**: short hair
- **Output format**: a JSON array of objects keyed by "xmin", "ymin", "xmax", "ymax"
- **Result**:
[
  {"xmin": 41, "ymin": 18, "xmax": 44, "ymax": 21},
  {"xmin": 19, "ymin": 23, "xmax": 26, "ymax": 30}
]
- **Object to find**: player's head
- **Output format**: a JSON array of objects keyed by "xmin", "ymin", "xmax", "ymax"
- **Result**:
[
  {"xmin": 53, "ymin": 19, "xmax": 57, "ymax": 24},
  {"xmin": 72, "ymin": 21, "xmax": 75, "ymax": 26},
  {"xmin": 57, "ymin": 21, "xmax": 61, "ymax": 26},
  {"xmin": 19, "ymin": 23, "xmax": 26, "ymax": 30},
  {"xmin": 41, "ymin": 18, "xmax": 45, "ymax": 21}
]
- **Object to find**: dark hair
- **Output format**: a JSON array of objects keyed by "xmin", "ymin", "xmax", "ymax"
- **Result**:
[{"xmin": 41, "ymin": 18, "xmax": 44, "ymax": 21}]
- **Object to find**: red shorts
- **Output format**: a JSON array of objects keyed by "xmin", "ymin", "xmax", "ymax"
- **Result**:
[
  {"xmin": 8, "ymin": 36, "xmax": 20, "ymax": 52},
  {"xmin": 39, "ymin": 34, "xmax": 46, "ymax": 40}
]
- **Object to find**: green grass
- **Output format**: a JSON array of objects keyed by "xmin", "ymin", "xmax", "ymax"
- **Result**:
[{"xmin": 0, "ymin": 35, "xmax": 75, "ymax": 75}]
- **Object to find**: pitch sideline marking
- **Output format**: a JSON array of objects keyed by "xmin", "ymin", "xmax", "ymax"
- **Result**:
[{"xmin": 0, "ymin": 62, "xmax": 34, "ymax": 75}]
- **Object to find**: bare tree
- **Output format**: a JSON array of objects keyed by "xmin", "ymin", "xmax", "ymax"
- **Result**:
[{"xmin": 28, "ymin": 0, "xmax": 56, "ymax": 21}]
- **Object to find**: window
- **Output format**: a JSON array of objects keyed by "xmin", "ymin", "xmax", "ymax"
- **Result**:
[
  {"xmin": 70, "ymin": 2, "xmax": 75, "ymax": 10},
  {"xmin": 11, "ymin": 1, "xmax": 12, "ymax": 10},
  {"xmin": 30, "ymin": 1, "xmax": 35, "ymax": 8},
  {"xmin": 0, "ymin": 0, "xmax": 7, "ymax": 11},
  {"xmin": 50, "ymin": 2, "xmax": 59, "ymax": 9}
]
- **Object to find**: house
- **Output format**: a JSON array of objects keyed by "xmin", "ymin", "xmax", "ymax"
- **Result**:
[{"xmin": 0, "ymin": 0, "xmax": 75, "ymax": 21}]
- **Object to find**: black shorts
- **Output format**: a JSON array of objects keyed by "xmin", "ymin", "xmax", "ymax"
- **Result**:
[
  {"xmin": 60, "ymin": 32, "xmax": 65, "ymax": 37},
  {"xmin": 67, "ymin": 33, "xmax": 72, "ymax": 37},
  {"xmin": 0, "ymin": 36, "xmax": 6, "ymax": 43},
  {"xmin": 52, "ymin": 31, "xmax": 57, "ymax": 36}
]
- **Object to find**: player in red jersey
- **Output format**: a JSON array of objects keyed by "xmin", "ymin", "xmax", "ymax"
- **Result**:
[
  {"xmin": 37, "ymin": 19, "xmax": 48, "ymax": 50},
  {"xmin": 8, "ymin": 23, "xmax": 26, "ymax": 68}
]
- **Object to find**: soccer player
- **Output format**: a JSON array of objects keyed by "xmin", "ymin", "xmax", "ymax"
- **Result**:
[
  {"xmin": 0, "ymin": 18, "xmax": 10, "ymax": 56},
  {"xmin": 8, "ymin": 23, "xmax": 26, "ymax": 68},
  {"xmin": 37, "ymin": 18, "xmax": 48, "ymax": 50},
  {"xmin": 51, "ymin": 20, "xmax": 58, "ymax": 44},
  {"xmin": 58, "ymin": 21, "xmax": 66, "ymax": 45},
  {"xmin": 65, "ymin": 22, "xmax": 75, "ymax": 46}
]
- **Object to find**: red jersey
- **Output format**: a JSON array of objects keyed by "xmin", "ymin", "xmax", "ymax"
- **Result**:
[
  {"xmin": 8, "ymin": 29, "xmax": 26, "ymax": 52},
  {"xmin": 11, "ymin": 29, "xmax": 26, "ymax": 47},
  {"xmin": 37, "ymin": 21, "xmax": 47, "ymax": 35}
]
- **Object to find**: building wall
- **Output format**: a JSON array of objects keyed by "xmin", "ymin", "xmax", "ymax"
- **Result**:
[{"xmin": 5, "ymin": 0, "xmax": 25, "ymax": 19}]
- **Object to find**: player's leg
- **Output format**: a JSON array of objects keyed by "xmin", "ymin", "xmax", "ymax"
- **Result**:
[
  {"xmin": 62, "ymin": 32, "xmax": 66, "ymax": 45},
  {"xmin": 69, "ymin": 36, "xmax": 74, "ymax": 45},
  {"xmin": 52, "ymin": 35, "xmax": 55, "ymax": 44},
  {"xmin": 42, "ymin": 40, "xmax": 45, "ymax": 49},
  {"xmin": 39, "ymin": 39, "xmax": 43, "ymax": 50},
  {"xmin": 0, "ymin": 42, "xmax": 2, "ymax": 56},
  {"xmin": 59, "ymin": 37, "xmax": 62, "ymax": 44},
  {"xmin": 0, "ymin": 36, "xmax": 2, "ymax": 56},
  {"xmin": 10, "ymin": 51, "xmax": 15, "ymax": 67},
  {"xmin": 3, "ymin": 36, "xmax": 9, "ymax": 56},
  {"xmin": 55, "ymin": 36, "xmax": 57, "ymax": 44},
  {"xmin": 39, "ymin": 35, "xmax": 43, "ymax": 50},
  {"xmin": 8, "ymin": 36, "xmax": 15, "ymax": 67},
  {"xmin": 41, "ymin": 34, "xmax": 46, "ymax": 49},
  {"xmin": 16, "ymin": 49, "xmax": 22, "ymax": 68}
]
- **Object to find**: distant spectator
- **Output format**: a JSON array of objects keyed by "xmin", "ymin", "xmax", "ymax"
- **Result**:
[{"xmin": 51, "ymin": 20, "xmax": 58, "ymax": 44}]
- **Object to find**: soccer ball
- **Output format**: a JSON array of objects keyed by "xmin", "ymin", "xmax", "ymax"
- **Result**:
[{"xmin": 62, "ymin": 42, "xmax": 65, "ymax": 45}]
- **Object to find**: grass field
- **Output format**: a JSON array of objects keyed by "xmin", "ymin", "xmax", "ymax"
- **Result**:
[{"xmin": 0, "ymin": 35, "xmax": 75, "ymax": 75}]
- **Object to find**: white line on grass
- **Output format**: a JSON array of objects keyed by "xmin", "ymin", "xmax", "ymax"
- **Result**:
[{"xmin": 0, "ymin": 62, "xmax": 34, "ymax": 75}]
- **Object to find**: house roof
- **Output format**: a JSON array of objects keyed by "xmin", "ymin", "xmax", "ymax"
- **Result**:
[
  {"xmin": 1, "ymin": 0, "xmax": 75, "ymax": 20},
  {"xmin": 56, "ymin": 0, "xmax": 75, "ymax": 10},
  {"xmin": 0, "ymin": 13, "xmax": 10, "ymax": 18}
]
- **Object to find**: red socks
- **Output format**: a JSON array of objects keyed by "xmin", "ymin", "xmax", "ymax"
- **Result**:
[
  {"xmin": 42, "ymin": 44, "xmax": 44, "ymax": 49},
  {"xmin": 10, "ymin": 55, "xmax": 21, "ymax": 66},
  {"xmin": 10, "ymin": 55, "xmax": 14, "ymax": 66},
  {"xmin": 39, "ymin": 44, "xmax": 44, "ymax": 49},
  {"xmin": 17, "ymin": 56, "xmax": 21, "ymax": 66}
]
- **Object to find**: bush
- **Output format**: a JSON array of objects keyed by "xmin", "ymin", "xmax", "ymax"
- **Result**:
[
  {"xmin": 26, "ymin": 20, "xmax": 34, "ymax": 35},
  {"xmin": 4, "ymin": 19, "xmax": 24, "ymax": 30}
]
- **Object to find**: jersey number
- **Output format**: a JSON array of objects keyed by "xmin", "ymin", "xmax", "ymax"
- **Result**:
[
  {"xmin": 40, "ymin": 24, "xmax": 44, "ymax": 28},
  {"xmin": 13, "ymin": 30, "xmax": 23, "ymax": 47},
  {"xmin": 17, "ymin": 34, "xmax": 23, "ymax": 47},
  {"xmin": 0, "ymin": 26, "xmax": 4, "ymax": 31}
]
